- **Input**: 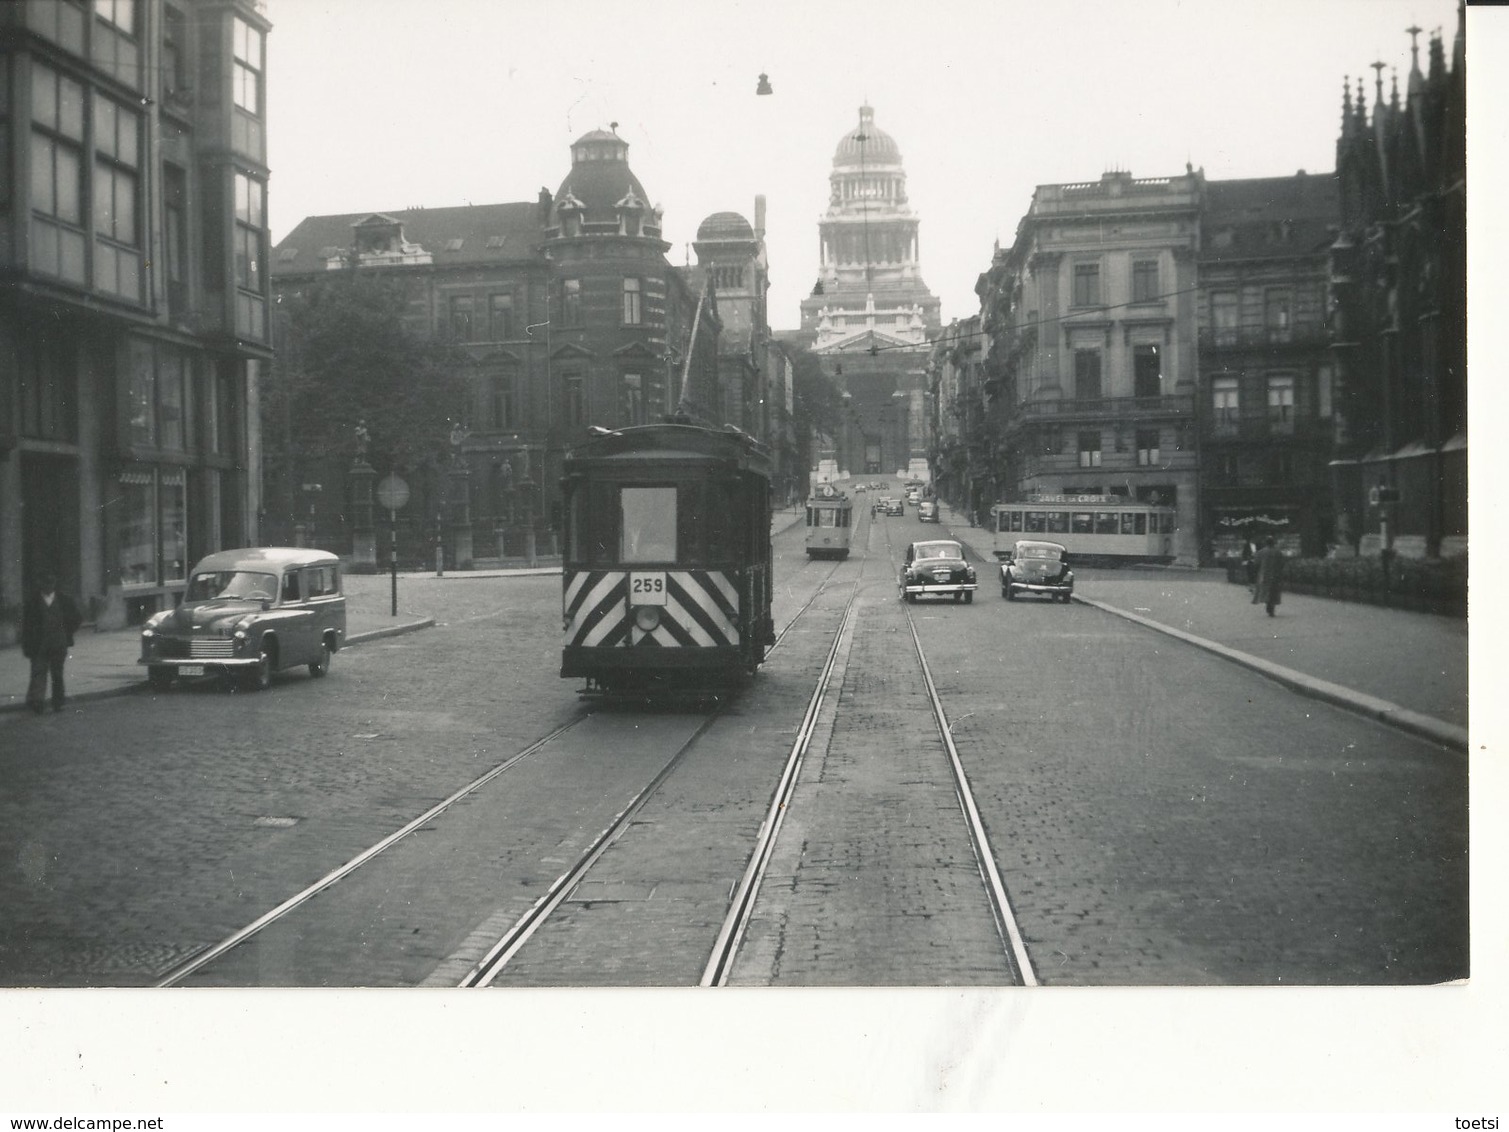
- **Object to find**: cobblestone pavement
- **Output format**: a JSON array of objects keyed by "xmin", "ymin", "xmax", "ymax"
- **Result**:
[{"xmin": 0, "ymin": 504, "xmax": 1471, "ymax": 988}]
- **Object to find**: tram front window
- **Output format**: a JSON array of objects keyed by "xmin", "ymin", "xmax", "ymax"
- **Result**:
[{"xmin": 621, "ymin": 486, "xmax": 677, "ymax": 563}]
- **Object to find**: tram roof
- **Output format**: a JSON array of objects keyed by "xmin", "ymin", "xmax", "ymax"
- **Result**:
[{"xmin": 565, "ymin": 422, "xmax": 773, "ymax": 477}]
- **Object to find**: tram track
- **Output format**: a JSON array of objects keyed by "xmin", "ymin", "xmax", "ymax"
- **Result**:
[{"xmin": 154, "ymin": 529, "xmax": 855, "ymax": 987}]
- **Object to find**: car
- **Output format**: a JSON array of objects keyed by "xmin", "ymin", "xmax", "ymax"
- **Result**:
[
  {"xmin": 139, "ymin": 547, "xmax": 347, "ymax": 691},
  {"xmin": 1000, "ymin": 539, "xmax": 1075, "ymax": 602},
  {"xmin": 900, "ymin": 539, "xmax": 977, "ymax": 603},
  {"xmin": 916, "ymin": 499, "xmax": 939, "ymax": 523},
  {"xmin": 854, "ymin": 483, "xmax": 867, "ymax": 493},
  {"xmin": 883, "ymin": 496, "xmax": 904, "ymax": 516}
]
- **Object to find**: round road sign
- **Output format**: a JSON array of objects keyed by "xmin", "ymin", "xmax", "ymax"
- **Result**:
[{"xmin": 376, "ymin": 474, "xmax": 410, "ymax": 511}]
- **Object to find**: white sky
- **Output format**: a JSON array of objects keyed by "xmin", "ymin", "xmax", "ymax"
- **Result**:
[{"xmin": 265, "ymin": 0, "xmax": 1464, "ymax": 330}]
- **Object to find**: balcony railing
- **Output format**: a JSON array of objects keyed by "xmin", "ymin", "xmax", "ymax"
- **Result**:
[
  {"xmin": 1011, "ymin": 394, "xmax": 1194, "ymax": 423},
  {"xmin": 1198, "ymin": 322, "xmax": 1327, "ymax": 350}
]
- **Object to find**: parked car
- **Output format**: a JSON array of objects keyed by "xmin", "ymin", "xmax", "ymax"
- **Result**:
[
  {"xmin": 900, "ymin": 540, "xmax": 977, "ymax": 603},
  {"xmin": 854, "ymin": 483, "xmax": 867, "ymax": 493},
  {"xmin": 1000, "ymin": 539, "xmax": 1074, "ymax": 602},
  {"xmin": 883, "ymin": 496, "xmax": 905, "ymax": 516},
  {"xmin": 917, "ymin": 500, "xmax": 939, "ymax": 523},
  {"xmin": 139, "ymin": 547, "xmax": 346, "ymax": 691}
]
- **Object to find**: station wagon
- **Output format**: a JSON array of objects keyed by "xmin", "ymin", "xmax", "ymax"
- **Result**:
[{"xmin": 139, "ymin": 548, "xmax": 346, "ymax": 691}]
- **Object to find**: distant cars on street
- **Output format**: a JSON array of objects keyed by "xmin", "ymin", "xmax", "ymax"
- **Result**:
[
  {"xmin": 900, "ymin": 539, "xmax": 977, "ymax": 604},
  {"xmin": 1000, "ymin": 539, "xmax": 1074, "ymax": 602},
  {"xmin": 139, "ymin": 547, "xmax": 346, "ymax": 691}
]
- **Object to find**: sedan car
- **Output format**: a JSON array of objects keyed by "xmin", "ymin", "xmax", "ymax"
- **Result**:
[
  {"xmin": 139, "ymin": 547, "xmax": 346, "ymax": 691},
  {"xmin": 882, "ymin": 496, "xmax": 905, "ymax": 516},
  {"xmin": 900, "ymin": 540, "xmax": 977, "ymax": 603},
  {"xmin": 916, "ymin": 499, "xmax": 939, "ymax": 523},
  {"xmin": 1000, "ymin": 539, "xmax": 1074, "ymax": 602}
]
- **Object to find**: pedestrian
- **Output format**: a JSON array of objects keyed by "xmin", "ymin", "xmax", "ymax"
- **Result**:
[
  {"xmin": 21, "ymin": 571, "xmax": 83, "ymax": 714},
  {"xmin": 1251, "ymin": 536, "xmax": 1285, "ymax": 617},
  {"xmin": 1241, "ymin": 535, "xmax": 1258, "ymax": 586}
]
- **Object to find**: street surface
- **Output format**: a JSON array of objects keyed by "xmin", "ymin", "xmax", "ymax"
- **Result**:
[{"xmin": 0, "ymin": 488, "xmax": 1468, "ymax": 987}]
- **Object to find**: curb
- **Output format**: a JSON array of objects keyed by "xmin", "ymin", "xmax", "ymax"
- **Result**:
[
  {"xmin": 1073, "ymin": 594, "xmax": 1468, "ymax": 751},
  {"xmin": 0, "ymin": 617, "xmax": 437, "ymax": 715}
]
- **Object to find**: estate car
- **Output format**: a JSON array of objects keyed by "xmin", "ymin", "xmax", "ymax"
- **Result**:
[
  {"xmin": 139, "ymin": 547, "xmax": 346, "ymax": 691},
  {"xmin": 1000, "ymin": 539, "xmax": 1075, "ymax": 602},
  {"xmin": 900, "ymin": 540, "xmax": 977, "ymax": 603}
]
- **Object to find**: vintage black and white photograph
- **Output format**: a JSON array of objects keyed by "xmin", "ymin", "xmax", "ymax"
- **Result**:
[{"xmin": 0, "ymin": 0, "xmax": 1497, "ymax": 1116}]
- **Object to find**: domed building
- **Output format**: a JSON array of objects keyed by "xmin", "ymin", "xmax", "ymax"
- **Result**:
[{"xmin": 796, "ymin": 104, "xmax": 939, "ymax": 482}]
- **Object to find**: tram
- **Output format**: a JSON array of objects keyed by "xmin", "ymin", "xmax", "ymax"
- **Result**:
[
  {"xmin": 990, "ymin": 495, "xmax": 1176, "ymax": 565},
  {"xmin": 560, "ymin": 420, "xmax": 776, "ymax": 696},
  {"xmin": 805, "ymin": 482, "xmax": 853, "ymax": 559}
]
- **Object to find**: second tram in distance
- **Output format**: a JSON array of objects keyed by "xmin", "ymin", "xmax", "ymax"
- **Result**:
[
  {"xmin": 560, "ymin": 420, "xmax": 776, "ymax": 697},
  {"xmin": 805, "ymin": 483, "xmax": 853, "ymax": 559},
  {"xmin": 990, "ymin": 495, "xmax": 1176, "ymax": 565}
]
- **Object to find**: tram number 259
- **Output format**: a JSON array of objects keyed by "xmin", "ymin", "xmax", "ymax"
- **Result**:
[{"xmin": 629, "ymin": 571, "xmax": 668, "ymax": 605}]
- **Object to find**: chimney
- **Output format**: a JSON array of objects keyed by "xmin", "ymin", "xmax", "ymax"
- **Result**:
[
  {"xmin": 754, "ymin": 194, "xmax": 767, "ymax": 241},
  {"xmin": 537, "ymin": 187, "xmax": 553, "ymax": 222}
]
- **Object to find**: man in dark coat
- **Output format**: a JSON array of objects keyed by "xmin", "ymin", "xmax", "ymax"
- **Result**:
[
  {"xmin": 21, "ymin": 572, "xmax": 83, "ymax": 714},
  {"xmin": 1251, "ymin": 536, "xmax": 1285, "ymax": 617}
]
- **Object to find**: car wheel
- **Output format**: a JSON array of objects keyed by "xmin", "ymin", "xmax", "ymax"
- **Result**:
[
  {"xmin": 952, "ymin": 592, "xmax": 962, "ymax": 603},
  {"xmin": 242, "ymin": 641, "xmax": 274, "ymax": 691},
  {"xmin": 905, "ymin": 592, "xmax": 917, "ymax": 603},
  {"xmin": 308, "ymin": 639, "xmax": 333, "ymax": 678},
  {"xmin": 147, "ymin": 668, "xmax": 173, "ymax": 692}
]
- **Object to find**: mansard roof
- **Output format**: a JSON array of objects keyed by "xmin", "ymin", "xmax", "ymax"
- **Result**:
[
  {"xmin": 272, "ymin": 202, "xmax": 546, "ymax": 274},
  {"xmin": 1200, "ymin": 172, "xmax": 1341, "ymax": 262}
]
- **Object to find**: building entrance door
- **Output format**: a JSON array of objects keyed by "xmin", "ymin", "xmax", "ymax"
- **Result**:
[{"xmin": 21, "ymin": 453, "xmax": 81, "ymax": 593}]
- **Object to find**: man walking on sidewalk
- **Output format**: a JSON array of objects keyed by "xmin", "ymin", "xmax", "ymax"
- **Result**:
[
  {"xmin": 21, "ymin": 572, "xmax": 83, "ymax": 714},
  {"xmin": 1251, "ymin": 536, "xmax": 1285, "ymax": 617}
]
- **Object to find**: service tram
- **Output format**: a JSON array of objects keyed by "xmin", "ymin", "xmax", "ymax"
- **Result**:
[
  {"xmin": 990, "ymin": 495, "xmax": 1176, "ymax": 565},
  {"xmin": 804, "ymin": 483, "xmax": 853, "ymax": 559},
  {"xmin": 560, "ymin": 421, "xmax": 776, "ymax": 696}
]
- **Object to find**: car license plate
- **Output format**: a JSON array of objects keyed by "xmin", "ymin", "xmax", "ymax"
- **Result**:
[
  {"xmin": 629, "ymin": 572, "xmax": 668, "ymax": 606},
  {"xmin": 178, "ymin": 664, "xmax": 205, "ymax": 676}
]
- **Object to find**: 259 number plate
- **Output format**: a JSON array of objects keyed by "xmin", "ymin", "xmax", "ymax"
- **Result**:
[{"xmin": 629, "ymin": 572, "xmax": 668, "ymax": 605}]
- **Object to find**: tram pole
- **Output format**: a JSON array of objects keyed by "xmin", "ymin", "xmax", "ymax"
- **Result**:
[{"xmin": 390, "ymin": 506, "xmax": 398, "ymax": 616}]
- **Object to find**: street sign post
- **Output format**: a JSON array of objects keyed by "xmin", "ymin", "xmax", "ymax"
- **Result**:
[{"xmin": 376, "ymin": 474, "xmax": 410, "ymax": 616}]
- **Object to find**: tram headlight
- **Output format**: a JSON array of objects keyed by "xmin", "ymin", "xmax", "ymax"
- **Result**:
[{"xmin": 633, "ymin": 605, "xmax": 662, "ymax": 632}]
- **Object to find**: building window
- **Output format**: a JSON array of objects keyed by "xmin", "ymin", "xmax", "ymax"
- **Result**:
[
  {"xmin": 1272, "ymin": 451, "xmax": 1295, "ymax": 483},
  {"xmin": 1215, "ymin": 453, "xmax": 1239, "ymax": 485},
  {"xmin": 19, "ymin": 326, "xmax": 78, "ymax": 442},
  {"xmin": 1211, "ymin": 290, "xmax": 1238, "ymax": 345},
  {"xmin": 1213, "ymin": 376, "xmax": 1239, "ymax": 434},
  {"xmin": 489, "ymin": 372, "xmax": 516, "ymax": 429},
  {"xmin": 29, "ymin": 62, "xmax": 87, "ymax": 285},
  {"xmin": 233, "ymin": 171, "xmax": 265, "ymax": 337},
  {"xmin": 162, "ymin": 5, "xmax": 187, "ymax": 96},
  {"xmin": 1074, "ymin": 349, "xmax": 1102, "ymax": 401},
  {"xmin": 1132, "ymin": 259, "xmax": 1159, "ymax": 303},
  {"xmin": 448, "ymin": 294, "xmax": 474, "ymax": 341},
  {"xmin": 118, "ymin": 466, "xmax": 187, "ymax": 588},
  {"xmin": 1077, "ymin": 431, "xmax": 1102, "ymax": 468},
  {"xmin": 1136, "ymin": 428, "xmax": 1160, "ymax": 466},
  {"xmin": 622, "ymin": 277, "xmax": 642, "ymax": 325},
  {"xmin": 124, "ymin": 339, "xmax": 191, "ymax": 451},
  {"xmin": 232, "ymin": 16, "xmax": 263, "ymax": 115},
  {"xmin": 163, "ymin": 163, "xmax": 187, "ymax": 286},
  {"xmin": 92, "ymin": 0, "xmax": 140, "ymax": 85},
  {"xmin": 562, "ymin": 278, "xmax": 582, "ymax": 327},
  {"xmin": 93, "ymin": 93, "xmax": 142, "ymax": 301},
  {"xmin": 489, "ymin": 293, "xmax": 514, "ymax": 340},
  {"xmin": 1133, "ymin": 344, "xmax": 1162, "ymax": 399},
  {"xmin": 621, "ymin": 373, "xmax": 644, "ymax": 426},
  {"xmin": 1072, "ymin": 262, "xmax": 1100, "ymax": 306},
  {"xmin": 1267, "ymin": 374, "xmax": 1295, "ymax": 433},
  {"xmin": 1317, "ymin": 364, "xmax": 1334, "ymax": 419},
  {"xmin": 28, "ymin": 1, "xmax": 88, "ymax": 54},
  {"xmin": 1265, "ymin": 289, "xmax": 1291, "ymax": 343},
  {"xmin": 157, "ymin": 347, "xmax": 188, "ymax": 451},
  {"xmin": 564, "ymin": 373, "xmax": 585, "ymax": 426}
]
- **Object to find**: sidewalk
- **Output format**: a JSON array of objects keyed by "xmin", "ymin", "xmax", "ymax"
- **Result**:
[{"xmin": 930, "ymin": 501, "xmax": 1468, "ymax": 750}]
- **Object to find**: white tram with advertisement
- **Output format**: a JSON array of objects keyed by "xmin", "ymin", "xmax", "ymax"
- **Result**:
[
  {"xmin": 990, "ymin": 495, "xmax": 1176, "ymax": 565},
  {"xmin": 805, "ymin": 482, "xmax": 853, "ymax": 559},
  {"xmin": 560, "ymin": 420, "xmax": 775, "ymax": 697}
]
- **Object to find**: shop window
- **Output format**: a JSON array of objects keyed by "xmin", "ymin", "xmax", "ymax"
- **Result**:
[{"xmin": 118, "ymin": 467, "xmax": 186, "ymax": 587}]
